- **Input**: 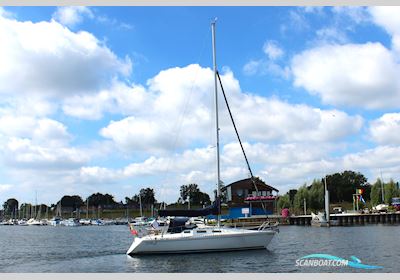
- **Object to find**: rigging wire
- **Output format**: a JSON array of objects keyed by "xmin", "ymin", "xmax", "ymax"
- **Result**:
[{"xmin": 216, "ymin": 71, "xmax": 267, "ymax": 214}]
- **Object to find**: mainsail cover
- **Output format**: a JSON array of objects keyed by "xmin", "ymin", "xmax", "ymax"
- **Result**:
[{"xmin": 157, "ymin": 198, "xmax": 220, "ymax": 217}]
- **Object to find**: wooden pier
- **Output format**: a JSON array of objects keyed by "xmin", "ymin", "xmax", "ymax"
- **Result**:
[{"xmin": 289, "ymin": 212, "xmax": 400, "ymax": 226}]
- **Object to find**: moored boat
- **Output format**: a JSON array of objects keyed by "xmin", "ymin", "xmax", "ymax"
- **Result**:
[
  {"xmin": 311, "ymin": 212, "xmax": 329, "ymax": 227},
  {"xmin": 127, "ymin": 20, "xmax": 277, "ymax": 255}
]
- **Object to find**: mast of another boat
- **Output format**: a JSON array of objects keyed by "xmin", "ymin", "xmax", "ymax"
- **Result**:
[
  {"xmin": 324, "ymin": 176, "xmax": 330, "ymax": 223},
  {"xmin": 139, "ymin": 193, "xmax": 143, "ymax": 218},
  {"xmin": 211, "ymin": 19, "xmax": 221, "ymax": 228}
]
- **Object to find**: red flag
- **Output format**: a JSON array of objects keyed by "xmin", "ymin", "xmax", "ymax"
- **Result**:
[{"xmin": 129, "ymin": 223, "xmax": 138, "ymax": 236}]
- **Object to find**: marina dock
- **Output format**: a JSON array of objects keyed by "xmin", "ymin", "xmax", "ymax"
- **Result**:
[
  {"xmin": 226, "ymin": 212, "xmax": 400, "ymax": 227},
  {"xmin": 289, "ymin": 212, "xmax": 400, "ymax": 226}
]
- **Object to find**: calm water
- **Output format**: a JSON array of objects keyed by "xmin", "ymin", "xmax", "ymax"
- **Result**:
[{"xmin": 0, "ymin": 224, "xmax": 399, "ymax": 273}]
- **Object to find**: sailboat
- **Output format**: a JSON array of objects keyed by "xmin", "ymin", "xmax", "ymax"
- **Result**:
[{"xmin": 126, "ymin": 21, "xmax": 277, "ymax": 255}]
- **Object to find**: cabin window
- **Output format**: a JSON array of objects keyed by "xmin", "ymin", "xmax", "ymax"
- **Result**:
[
  {"xmin": 252, "ymin": 191, "xmax": 257, "ymax": 196},
  {"xmin": 227, "ymin": 187, "xmax": 232, "ymax": 201},
  {"xmin": 212, "ymin": 230, "xmax": 221, "ymax": 233},
  {"xmin": 261, "ymin": 191, "xmax": 266, "ymax": 196},
  {"xmin": 183, "ymin": 230, "xmax": 190, "ymax": 233},
  {"xmin": 196, "ymin": 230, "xmax": 207, "ymax": 233},
  {"xmin": 236, "ymin": 189, "xmax": 243, "ymax": 197}
]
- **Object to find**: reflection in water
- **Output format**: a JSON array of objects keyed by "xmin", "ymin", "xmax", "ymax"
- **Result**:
[{"xmin": 0, "ymin": 224, "xmax": 398, "ymax": 272}]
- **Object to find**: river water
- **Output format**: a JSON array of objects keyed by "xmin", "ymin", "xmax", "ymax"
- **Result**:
[{"xmin": 0, "ymin": 224, "xmax": 398, "ymax": 273}]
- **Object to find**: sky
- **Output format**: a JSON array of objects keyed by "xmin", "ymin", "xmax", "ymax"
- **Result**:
[{"xmin": 1, "ymin": 6, "xmax": 400, "ymax": 205}]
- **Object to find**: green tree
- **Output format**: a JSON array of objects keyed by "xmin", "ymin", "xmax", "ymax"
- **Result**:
[
  {"xmin": 370, "ymin": 179, "xmax": 382, "ymax": 206},
  {"xmin": 384, "ymin": 179, "xmax": 398, "ymax": 204},
  {"xmin": 293, "ymin": 185, "xmax": 309, "ymax": 214},
  {"xmin": 288, "ymin": 189, "xmax": 297, "ymax": 205},
  {"xmin": 139, "ymin": 188, "xmax": 157, "ymax": 209},
  {"xmin": 309, "ymin": 179, "xmax": 324, "ymax": 211},
  {"xmin": 179, "ymin": 184, "xmax": 211, "ymax": 206},
  {"xmin": 87, "ymin": 193, "xmax": 117, "ymax": 207},
  {"xmin": 58, "ymin": 195, "xmax": 84, "ymax": 210},
  {"xmin": 179, "ymin": 184, "xmax": 199, "ymax": 203},
  {"xmin": 19, "ymin": 203, "xmax": 34, "ymax": 218},
  {"xmin": 326, "ymin": 171, "xmax": 369, "ymax": 203},
  {"xmin": 277, "ymin": 194, "xmax": 291, "ymax": 210},
  {"xmin": 2, "ymin": 198, "xmax": 19, "ymax": 216}
]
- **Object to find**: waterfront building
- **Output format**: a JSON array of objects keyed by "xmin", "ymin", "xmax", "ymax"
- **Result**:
[{"xmin": 221, "ymin": 178, "xmax": 279, "ymax": 218}]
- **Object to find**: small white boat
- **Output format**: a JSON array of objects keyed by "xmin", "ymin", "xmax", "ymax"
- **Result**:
[
  {"xmin": 27, "ymin": 218, "xmax": 46, "ymax": 226},
  {"xmin": 90, "ymin": 219, "xmax": 105, "ymax": 226},
  {"xmin": 49, "ymin": 217, "xmax": 62, "ymax": 226},
  {"xmin": 0, "ymin": 219, "xmax": 17, "ymax": 225},
  {"xmin": 61, "ymin": 218, "xmax": 80, "ymax": 227},
  {"xmin": 311, "ymin": 212, "xmax": 329, "ymax": 227},
  {"xmin": 79, "ymin": 218, "xmax": 92, "ymax": 226},
  {"xmin": 18, "ymin": 219, "xmax": 28, "ymax": 226}
]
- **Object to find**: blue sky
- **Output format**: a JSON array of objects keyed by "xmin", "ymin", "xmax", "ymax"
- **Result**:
[{"xmin": 1, "ymin": 6, "xmax": 400, "ymax": 205}]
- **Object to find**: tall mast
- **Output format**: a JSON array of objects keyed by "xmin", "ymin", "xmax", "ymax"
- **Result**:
[
  {"xmin": 380, "ymin": 170, "xmax": 385, "ymax": 203},
  {"xmin": 139, "ymin": 193, "xmax": 143, "ymax": 217},
  {"xmin": 211, "ymin": 19, "xmax": 221, "ymax": 227}
]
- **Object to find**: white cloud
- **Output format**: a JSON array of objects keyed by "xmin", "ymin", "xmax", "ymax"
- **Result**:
[
  {"xmin": 369, "ymin": 113, "xmax": 400, "ymax": 145},
  {"xmin": 80, "ymin": 166, "xmax": 121, "ymax": 184},
  {"xmin": 96, "ymin": 65, "xmax": 362, "ymax": 155},
  {"xmin": 0, "ymin": 114, "xmax": 93, "ymax": 171},
  {"xmin": 0, "ymin": 115, "xmax": 37, "ymax": 138},
  {"xmin": 263, "ymin": 41, "xmax": 284, "ymax": 60},
  {"xmin": 291, "ymin": 7, "xmax": 400, "ymax": 111},
  {"xmin": 98, "ymin": 65, "xmax": 217, "ymax": 152},
  {"xmin": 228, "ymin": 95, "xmax": 363, "ymax": 143},
  {"xmin": 315, "ymin": 27, "xmax": 348, "ymax": 44},
  {"xmin": 343, "ymin": 145, "xmax": 400, "ymax": 175},
  {"xmin": 100, "ymin": 116, "xmax": 178, "ymax": 154},
  {"xmin": 0, "ymin": 7, "xmax": 14, "ymax": 19},
  {"xmin": 0, "ymin": 116, "xmax": 71, "ymax": 144},
  {"xmin": 0, "ymin": 184, "xmax": 12, "ymax": 192},
  {"xmin": 292, "ymin": 42, "xmax": 400, "ymax": 109},
  {"xmin": 4, "ymin": 137, "xmax": 89, "ymax": 169},
  {"xmin": 369, "ymin": 6, "xmax": 400, "ymax": 54},
  {"xmin": 243, "ymin": 41, "xmax": 289, "ymax": 78},
  {"xmin": 0, "ymin": 14, "xmax": 132, "ymax": 99},
  {"xmin": 332, "ymin": 7, "xmax": 370, "ymax": 24},
  {"xmin": 52, "ymin": 7, "xmax": 94, "ymax": 27},
  {"xmin": 62, "ymin": 81, "xmax": 149, "ymax": 120},
  {"xmin": 243, "ymin": 60, "xmax": 261, "ymax": 76}
]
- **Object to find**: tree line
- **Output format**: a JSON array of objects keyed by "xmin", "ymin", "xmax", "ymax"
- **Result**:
[
  {"xmin": 277, "ymin": 170, "xmax": 400, "ymax": 213},
  {"xmin": 1, "ymin": 183, "xmax": 211, "ymax": 217}
]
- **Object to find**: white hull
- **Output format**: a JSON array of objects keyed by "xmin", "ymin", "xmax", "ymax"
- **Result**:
[
  {"xmin": 61, "ymin": 218, "xmax": 80, "ymax": 227},
  {"xmin": 311, "ymin": 221, "xmax": 329, "ymax": 227},
  {"xmin": 311, "ymin": 212, "xmax": 329, "ymax": 227},
  {"xmin": 127, "ymin": 228, "xmax": 275, "ymax": 255}
]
